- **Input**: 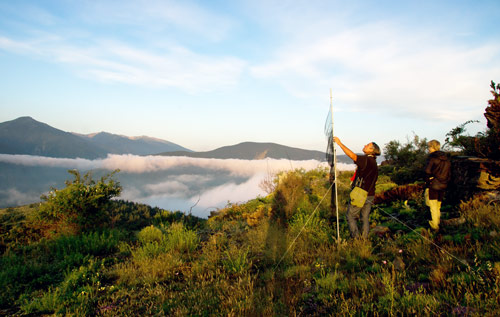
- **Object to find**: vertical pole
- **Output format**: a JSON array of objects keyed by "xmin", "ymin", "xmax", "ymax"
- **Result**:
[{"xmin": 330, "ymin": 89, "xmax": 341, "ymax": 244}]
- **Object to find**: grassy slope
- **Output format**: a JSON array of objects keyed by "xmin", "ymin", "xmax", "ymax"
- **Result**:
[{"xmin": 1, "ymin": 168, "xmax": 499, "ymax": 315}]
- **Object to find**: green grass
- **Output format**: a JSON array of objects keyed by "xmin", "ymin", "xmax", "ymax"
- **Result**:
[{"xmin": 1, "ymin": 168, "xmax": 500, "ymax": 315}]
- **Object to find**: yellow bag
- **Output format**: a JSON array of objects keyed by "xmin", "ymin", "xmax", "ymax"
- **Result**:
[
  {"xmin": 424, "ymin": 188, "xmax": 430, "ymax": 207},
  {"xmin": 350, "ymin": 187, "xmax": 368, "ymax": 207}
]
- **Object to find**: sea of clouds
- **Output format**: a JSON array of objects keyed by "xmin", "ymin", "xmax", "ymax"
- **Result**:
[{"xmin": 0, "ymin": 154, "xmax": 355, "ymax": 218}]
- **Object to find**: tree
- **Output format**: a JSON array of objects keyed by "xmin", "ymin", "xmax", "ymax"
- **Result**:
[
  {"xmin": 443, "ymin": 120, "xmax": 480, "ymax": 155},
  {"xmin": 38, "ymin": 169, "xmax": 122, "ymax": 231},
  {"xmin": 381, "ymin": 134, "xmax": 428, "ymax": 185},
  {"xmin": 443, "ymin": 80, "xmax": 500, "ymax": 160}
]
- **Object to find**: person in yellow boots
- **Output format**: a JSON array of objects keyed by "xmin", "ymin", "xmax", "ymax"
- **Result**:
[{"xmin": 424, "ymin": 140, "xmax": 451, "ymax": 231}]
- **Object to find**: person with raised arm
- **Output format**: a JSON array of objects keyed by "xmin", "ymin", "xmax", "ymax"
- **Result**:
[{"xmin": 334, "ymin": 137, "xmax": 380, "ymax": 238}]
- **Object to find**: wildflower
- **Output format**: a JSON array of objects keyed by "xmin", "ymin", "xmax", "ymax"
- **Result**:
[
  {"xmin": 399, "ymin": 249, "xmax": 403, "ymax": 254},
  {"xmin": 382, "ymin": 260, "xmax": 387, "ymax": 265}
]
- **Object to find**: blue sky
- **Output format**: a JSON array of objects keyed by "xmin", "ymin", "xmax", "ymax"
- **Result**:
[{"xmin": 1, "ymin": 0, "xmax": 499, "ymax": 153}]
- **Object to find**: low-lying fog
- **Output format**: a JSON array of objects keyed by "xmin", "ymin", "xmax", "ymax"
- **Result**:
[{"xmin": 0, "ymin": 154, "xmax": 355, "ymax": 218}]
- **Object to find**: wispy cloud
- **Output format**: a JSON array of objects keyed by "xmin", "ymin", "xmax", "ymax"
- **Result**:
[
  {"xmin": 2, "ymin": 1, "xmax": 498, "ymax": 120},
  {"xmin": 0, "ymin": 35, "xmax": 245, "ymax": 92},
  {"xmin": 0, "ymin": 0, "xmax": 244, "ymax": 93},
  {"xmin": 80, "ymin": 0, "xmax": 235, "ymax": 42},
  {"xmin": 251, "ymin": 21, "xmax": 500, "ymax": 121}
]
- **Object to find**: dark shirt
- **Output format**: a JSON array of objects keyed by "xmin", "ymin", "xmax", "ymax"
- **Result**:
[
  {"xmin": 354, "ymin": 155, "xmax": 378, "ymax": 196},
  {"xmin": 425, "ymin": 150, "xmax": 451, "ymax": 191}
]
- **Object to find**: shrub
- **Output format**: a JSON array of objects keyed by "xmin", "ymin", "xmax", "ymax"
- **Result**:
[
  {"xmin": 137, "ymin": 225, "xmax": 165, "ymax": 244},
  {"xmin": 132, "ymin": 241, "xmax": 166, "ymax": 260},
  {"xmin": 38, "ymin": 170, "xmax": 122, "ymax": 232},
  {"xmin": 164, "ymin": 222, "xmax": 199, "ymax": 254}
]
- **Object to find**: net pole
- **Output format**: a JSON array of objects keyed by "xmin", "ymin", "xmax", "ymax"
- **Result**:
[{"xmin": 330, "ymin": 89, "xmax": 341, "ymax": 244}]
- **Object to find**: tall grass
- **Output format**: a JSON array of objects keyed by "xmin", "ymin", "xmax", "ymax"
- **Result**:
[
  {"xmin": 2, "ymin": 168, "xmax": 500, "ymax": 315},
  {"xmin": 0, "ymin": 229, "xmax": 122, "ymax": 308}
]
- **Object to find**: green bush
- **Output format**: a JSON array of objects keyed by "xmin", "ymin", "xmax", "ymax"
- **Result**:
[
  {"xmin": 132, "ymin": 241, "xmax": 166, "ymax": 260},
  {"xmin": 164, "ymin": 222, "xmax": 199, "ymax": 254},
  {"xmin": 38, "ymin": 169, "xmax": 122, "ymax": 231},
  {"xmin": 137, "ymin": 225, "xmax": 165, "ymax": 244}
]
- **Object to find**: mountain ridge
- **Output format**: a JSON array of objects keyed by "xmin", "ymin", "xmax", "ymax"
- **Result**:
[
  {"xmin": 76, "ymin": 131, "xmax": 191, "ymax": 156},
  {"xmin": 0, "ymin": 117, "xmax": 191, "ymax": 159},
  {"xmin": 0, "ymin": 116, "xmax": 107, "ymax": 159},
  {"xmin": 0, "ymin": 116, "xmax": 342, "ymax": 162},
  {"xmin": 157, "ymin": 141, "xmax": 351, "ymax": 163}
]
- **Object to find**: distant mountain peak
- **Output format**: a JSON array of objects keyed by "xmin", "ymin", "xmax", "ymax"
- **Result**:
[
  {"xmin": 10, "ymin": 116, "xmax": 42, "ymax": 125},
  {"xmin": 0, "ymin": 117, "xmax": 192, "ymax": 157},
  {"xmin": 0, "ymin": 116, "xmax": 107, "ymax": 159},
  {"xmin": 156, "ymin": 141, "xmax": 346, "ymax": 162},
  {"xmin": 15, "ymin": 116, "xmax": 35, "ymax": 120}
]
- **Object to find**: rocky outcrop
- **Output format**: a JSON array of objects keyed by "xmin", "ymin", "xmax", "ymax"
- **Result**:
[{"xmin": 446, "ymin": 156, "xmax": 500, "ymax": 205}]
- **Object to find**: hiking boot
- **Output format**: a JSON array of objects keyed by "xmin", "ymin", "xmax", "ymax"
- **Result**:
[{"xmin": 428, "ymin": 221, "xmax": 439, "ymax": 232}]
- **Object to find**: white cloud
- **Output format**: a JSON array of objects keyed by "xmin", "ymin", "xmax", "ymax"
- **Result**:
[
  {"xmin": 175, "ymin": 174, "xmax": 214, "ymax": 184},
  {"xmin": 0, "ymin": 153, "xmax": 357, "ymax": 175},
  {"xmin": 190, "ymin": 173, "xmax": 267, "ymax": 209},
  {"xmin": 100, "ymin": 154, "xmax": 343, "ymax": 176},
  {"xmin": 0, "ymin": 154, "xmax": 98, "ymax": 169},
  {"xmin": 0, "ymin": 35, "xmax": 245, "ymax": 92},
  {"xmin": 0, "ymin": 1, "xmax": 244, "ymax": 93},
  {"xmin": 0, "ymin": 36, "xmax": 36, "ymax": 53},
  {"xmin": 119, "ymin": 186, "xmax": 143, "ymax": 201},
  {"xmin": 250, "ymin": 18, "xmax": 500, "ymax": 122},
  {"xmin": 145, "ymin": 180, "xmax": 189, "ymax": 196},
  {"xmin": 0, "ymin": 154, "xmax": 355, "ymax": 217},
  {"xmin": 0, "ymin": 188, "xmax": 40, "ymax": 207}
]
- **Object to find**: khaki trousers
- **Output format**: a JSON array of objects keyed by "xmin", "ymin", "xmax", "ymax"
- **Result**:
[{"xmin": 425, "ymin": 188, "xmax": 441, "ymax": 230}]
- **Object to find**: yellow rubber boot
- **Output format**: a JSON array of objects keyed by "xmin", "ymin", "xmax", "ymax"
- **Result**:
[{"xmin": 428, "ymin": 200, "xmax": 441, "ymax": 230}]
